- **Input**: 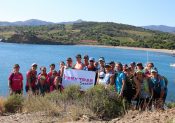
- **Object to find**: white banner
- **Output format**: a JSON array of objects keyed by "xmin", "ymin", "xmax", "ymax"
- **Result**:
[{"xmin": 62, "ymin": 69, "xmax": 96, "ymax": 91}]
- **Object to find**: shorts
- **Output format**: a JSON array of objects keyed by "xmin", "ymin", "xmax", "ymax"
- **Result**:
[
  {"xmin": 25, "ymin": 86, "xmax": 37, "ymax": 93},
  {"xmin": 12, "ymin": 90, "xmax": 22, "ymax": 95}
]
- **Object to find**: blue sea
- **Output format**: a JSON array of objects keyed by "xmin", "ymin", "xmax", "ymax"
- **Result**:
[{"xmin": 0, "ymin": 42, "xmax": 175, "ymax": 100}]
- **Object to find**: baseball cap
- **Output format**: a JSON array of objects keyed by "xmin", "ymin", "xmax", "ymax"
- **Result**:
[
  {"xmin": 50, "ymin": 63, "xmax": 55, "ymax": 67},
  {"xmin": 89, "ymin": 57, "xmax": 95, "ymax": 62},
  {"xmin": 66, "ymin": 57, "xmax": 72, "ymax": 61},
  {"xmin": 76, "ymin": 54, "xmax": 81, "ymax": 58},
  {"xmin": 109, "ymin": 61, "xmax": 115, "ymax": 65},
  {"xmin": 31, "ymin": 63, "xmax": 37, "ymax": 67},
  {"xmin": 151, "ymin": 68, "xmax": 158, "ymax": 73},
  {"xmin": 13, "ymin": 64, "xmax": 20, "ymax": 68},
  {"xmin": 136, "ymin": 62, "xmax": 143, "ymax": 66},
  {"xmin": 83, "ymin": 55, "xmax": 89, "ymax": 60},
  {"xmin": 136, "ymin": 70, "xmax": 144, "ymax": 74},
  {"xmin": 98, "ymin": 57, "xmax": 105, "ymax": 62},
  {"xmin": 105, "ymin": 63, "xmax": 111, "ymax": 68}
]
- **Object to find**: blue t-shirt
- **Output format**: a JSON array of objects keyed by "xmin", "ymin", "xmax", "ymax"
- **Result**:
[
  {"xmin": 150, "ymin": 77, "xmax": 165, "ymax": 94},
  {"xmin": 115, "ymin": 71, "xmax": 126, "ymax": 93}
]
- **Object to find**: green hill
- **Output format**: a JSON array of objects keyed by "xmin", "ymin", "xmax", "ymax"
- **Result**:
[{"xmin": 0, "ymin": 22, "xmax": 175, "ymax": 49}]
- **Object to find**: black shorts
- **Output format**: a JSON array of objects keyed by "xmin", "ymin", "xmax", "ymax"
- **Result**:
[
  {"xmin": 12, "ymin": 90, "xmax": 22, "ymax": 94},
  {"xmin": 25, "ymin": 86, "xmax": 37, "ymax": 93},
  {"xmin": 153, "ymin": 91, "xmax": 161, "ymax": 101}
]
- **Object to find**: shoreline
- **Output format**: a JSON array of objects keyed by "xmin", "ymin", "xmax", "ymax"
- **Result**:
[
  {"xmin": 78, "ymin": 44, "xmax": 175, "ymax": 55},
  {"xmin": 1, "ymin": 41, "xmax": 175, "ymax": 55}
]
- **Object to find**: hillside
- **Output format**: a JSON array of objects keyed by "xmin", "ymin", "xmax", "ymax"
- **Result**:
[
  {"xmin": 143, "ymin": 25, "xmax": 175, "ymax": 33},
  {"xmin": 0, "ymin": 22, "xmax": 175, "ymax": 49}
]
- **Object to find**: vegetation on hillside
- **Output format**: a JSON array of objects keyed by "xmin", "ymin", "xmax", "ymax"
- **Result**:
[
  {"xmin": 1, "ymin": 85, "xmax": 126, "ymax": 121},
  {"xmin": 0, "ymin": 22, "xmax": 175, "ymax": 49}
]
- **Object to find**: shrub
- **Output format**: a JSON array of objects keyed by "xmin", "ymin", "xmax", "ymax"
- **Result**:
[
  {"xmin": 23, "ymin": 95, "xmax": 61, "ymax": 116},
  {"xmin": 0, "ymin": 97, "xmax": 5, "ymax": 114},
  {"xmin": 84, "ymin": 85, "xmax": 126, "ymax": 119},
  {"xmin": 23, "ymin": 85, "xmax": 127, "ymax": 120},
  {"xmin": 4, "ymin": 94, "xmax": 24, "ymax": 113},
  {"xmin": 167, "ymin": 102, "xmax": 175, "ymax": 109}
]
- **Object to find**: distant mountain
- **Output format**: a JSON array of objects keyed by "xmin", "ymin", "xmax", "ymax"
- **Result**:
[
  {"xmin": 143, "ymin": 25, "xmax": 175, "ymax": 33},
  {"xmin": 0, "ymin": 19, "xmax": 84, "ymax": 26},
  {"xmin": 59, "ymin": 19, "xmax": 84, "ymax": 24}
]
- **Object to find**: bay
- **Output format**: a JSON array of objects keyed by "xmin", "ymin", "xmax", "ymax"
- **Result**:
[{"xmin": 0, "ymin": 42, "xmax": 175, "ymax": 100}]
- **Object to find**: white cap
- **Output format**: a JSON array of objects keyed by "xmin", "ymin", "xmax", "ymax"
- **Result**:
[{"xmin": 31, "ymin": 63, "xmax": 37, "ymax": 67}]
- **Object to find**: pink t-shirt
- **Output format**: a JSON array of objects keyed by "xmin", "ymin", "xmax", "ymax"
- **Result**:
[
  {"xmin": 9, "ymin": 72, "xmax": 23, "ymax": 91},
  {"xmin": 47, "ymin": 71, "xmax": 52, "ymax": 78},
  {"xmin": 26, "ymin": 70, "xmax": 37, "ymax": 88}
]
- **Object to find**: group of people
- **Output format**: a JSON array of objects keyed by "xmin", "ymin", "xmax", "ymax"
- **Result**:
[{"xmin": 8, "ymin": 54, "xmax": 168, "ymax": 110}]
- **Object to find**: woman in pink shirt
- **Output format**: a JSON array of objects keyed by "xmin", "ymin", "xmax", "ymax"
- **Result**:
[{"xmin": 8, "ymin": 64, "xmax": 23, "ymax": 95}]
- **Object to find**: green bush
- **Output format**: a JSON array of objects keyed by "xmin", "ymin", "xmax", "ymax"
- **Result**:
[
  {"xmin": 84, "ymin": 85, "xmax": 126, "ymax": 119},
  {"xmin": 167, "ymin": 102, "xmax": 175, "ymax": 109},
  {"xmin": 23, "ymin": 85, "xmax": 126, "ymax": 120},
  {"xmin": 4, "ymin": 94, "xmax": 24, "ymax": 113}
]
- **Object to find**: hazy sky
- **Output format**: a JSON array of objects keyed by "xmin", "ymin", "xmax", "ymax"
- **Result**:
[{"xmin": 0, "ymin": 0, "xmax": 174, "ymax": 26}]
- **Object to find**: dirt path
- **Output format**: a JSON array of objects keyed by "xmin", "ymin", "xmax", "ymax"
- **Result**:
[{"xmin": 0, "ymin": 108, "xmax": 175, "ymax": 123}]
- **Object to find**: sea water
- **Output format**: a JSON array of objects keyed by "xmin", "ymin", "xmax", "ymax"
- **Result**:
[{"xmin": 0, "ymin": 42, "xmax": 174, "ymax": 100}]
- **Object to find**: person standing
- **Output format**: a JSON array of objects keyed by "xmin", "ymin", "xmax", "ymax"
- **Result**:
[
  {"xmin": 38, "ymin": 67, "xmax": 48, "ymax": 84},
  {"xmin": 74, "ymin": 54, "xmax": 84, "ymax": 70},
  {"xmin": 47, "ymin": 64, "xmax": 56, "ymax": 78},
  {"xmin": 114, "ymin": 62, "xmax": 126, "ymax": 97},
  {"xmin": 83, "ymin": 55, "xmax": 89, "ymax": 67},
  {"xmin": 25, "ymin": 63, "xmax": 38, "ymax": 94},
  {"xmin": 8, "ymin": 64, "xmax": 23, "ymax": 95},
  {"xmin": 149, "ymin": 68, "xmax": 165, "ymax": 109},
  {"xmin": 65, "ymin": 57, "xmax": 73, "ymax": 69}
]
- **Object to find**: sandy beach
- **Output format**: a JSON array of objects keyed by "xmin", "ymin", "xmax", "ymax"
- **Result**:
[{"xmin": 78, "ymin": 45, "xmax": 175, "ymax": 55}]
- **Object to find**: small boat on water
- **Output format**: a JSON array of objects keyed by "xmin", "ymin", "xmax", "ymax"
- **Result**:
[{"xmin": 170, "ymin": 63, "xmax": 175, "ymax": 67}]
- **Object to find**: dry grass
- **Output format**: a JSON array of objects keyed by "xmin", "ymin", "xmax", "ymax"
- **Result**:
[
  {"xmin": 23, "ymin": 96, "xmax": 61, "ymax": 116},
  {"xmin": 0, "ymin": 97, "xmax": 5, "ymax": 114}
]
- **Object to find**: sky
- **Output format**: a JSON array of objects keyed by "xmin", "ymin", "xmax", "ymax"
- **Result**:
[{"xmin": 0, "ymin": 0, "xmax": 175, "ymax": 26}]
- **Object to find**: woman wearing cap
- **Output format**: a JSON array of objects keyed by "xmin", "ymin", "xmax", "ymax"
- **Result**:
[
  {"xmin": 135, "ymin": 70, "xmax": 151, "ymax": 110},
  {"xmin": 74, "ymin": 54, "xmax": 84, "ymax": 70},
  {"xmin": 98, "ymin": 63, "xmax": 114, "ymax": 86},
  {"xmin": 65, "ymin": 57, "xmax": 73, "ymax": 69},
  {"xmin": 25, "ymin": 63, "xmax": 38, "ymax": 94},
  {"xmin": 97, "ymin": 57, "xmax": 106, "ymax": 82},
  {"xmin": 84, "ymin": 57, "xmax": 97, "ymax": 71},
  {"xmin": 8, "ymin": 64, "xmax": 23, "ymax": 95},
  {"xmin": 83, "ymin": 55, "xmax": 89, "ymax": 67},
  {"xmin": 149, "ymin": 68, "xmax": 165, "ymax": 109}
]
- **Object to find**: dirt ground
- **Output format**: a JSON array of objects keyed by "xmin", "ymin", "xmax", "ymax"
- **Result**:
[{"xmin": 0, "ymin": 108, "xmax": 175, "ymax": 123}]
